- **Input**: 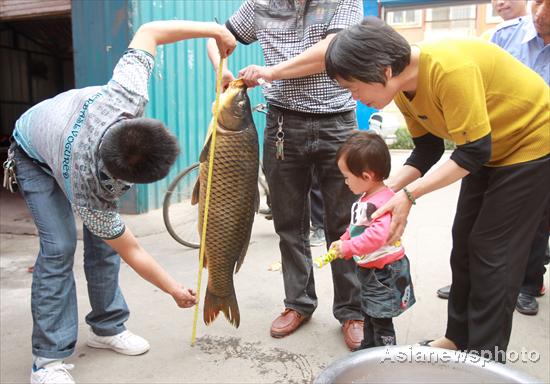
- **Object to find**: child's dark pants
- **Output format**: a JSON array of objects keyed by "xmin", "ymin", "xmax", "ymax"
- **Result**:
[{"xmin": 358, "ymin": 315, "xmax": 395, "ymax": 349}]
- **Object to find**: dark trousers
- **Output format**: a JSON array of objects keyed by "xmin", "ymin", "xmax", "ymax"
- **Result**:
[
  {"xmin": 446, "ymin": 155, "xmax": 550, "ymax": 362},
  {"xmin": 263, "ymin": 105, "xmax": 362, "ymax": 321},
  {"xmin": 310, "ymin": 174, "xmax": 324, "ymax": 229},
  {"xmin": 520, "ymin": 203, "xmax": 550, "ymax": 296},
  {"xmin": 358, "ymin": 315, "xmax": 395, "ymax": 349}
]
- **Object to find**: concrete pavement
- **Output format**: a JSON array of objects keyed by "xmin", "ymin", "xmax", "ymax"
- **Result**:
[{"xmin": 1, "ymin": 151, "xmax": 548, "ymax": 383}]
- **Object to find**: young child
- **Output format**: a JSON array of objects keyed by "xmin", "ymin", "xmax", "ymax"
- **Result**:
[{"xmin": 330, "ymin": 131, "xmax": 415, "ymax": 350}]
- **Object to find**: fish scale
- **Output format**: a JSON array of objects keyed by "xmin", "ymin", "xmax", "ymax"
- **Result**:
[{"xmin": 193, "ymin": 80, "xmax": 259, "ymax": 328}]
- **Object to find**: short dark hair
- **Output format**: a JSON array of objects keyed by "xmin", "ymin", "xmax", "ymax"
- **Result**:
[
  {"xmin": 326, "ymin": 17, "xmax": 411, "ymax": 85},
  {"xmin": 336, "ymin": 131, "xmax": 391, "ymax": 181},
  {"xmin": 100, "ymin": 117, "xmax": 180, "ymax": 183}
]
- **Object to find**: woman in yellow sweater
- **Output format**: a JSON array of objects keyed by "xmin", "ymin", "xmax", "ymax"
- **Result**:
[{"xmin": 325, "ymin": 17, "xmax": 549, "ymax": 362}]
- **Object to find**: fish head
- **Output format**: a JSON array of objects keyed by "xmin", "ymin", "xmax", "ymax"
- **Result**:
[{"xmin": 217, "ymin": 79, "xmax": 253, "ymax": 131}]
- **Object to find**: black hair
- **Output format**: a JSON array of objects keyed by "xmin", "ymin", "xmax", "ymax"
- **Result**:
[
  {"xmin": 100, "ymin": 117, "xmax": 180, "ymax": 183},
  {"xmin": 336, "ymin": 131, "xmax": 391, "ymax": 181},
  {"xmin": 326, "ymin": 17, "xmax": 411, "ymax": 85}
]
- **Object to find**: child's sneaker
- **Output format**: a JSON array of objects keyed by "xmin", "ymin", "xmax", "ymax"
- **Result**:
[
  {"xmin": 87, "ymin": 329, "xmax": 150, "ymax": 356},
  {"xmin": 30, "ymin": 361, "xmax": 75, "ymax": 384}
]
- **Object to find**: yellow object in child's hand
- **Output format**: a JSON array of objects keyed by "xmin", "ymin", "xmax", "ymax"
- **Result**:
[{"xmin": 313, "ymin": 248, "xmax": 339, "ymax": 268}]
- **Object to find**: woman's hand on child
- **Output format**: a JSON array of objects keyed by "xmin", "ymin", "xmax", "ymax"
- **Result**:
[{"xmin": 371, "ymin": 190, "xmax": 412, "ymax": 245}]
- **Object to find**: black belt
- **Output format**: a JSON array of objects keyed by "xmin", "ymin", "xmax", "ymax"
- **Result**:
[{"xmin": 267, "ymin": 103, "xmax": 354, "ymax": 119}]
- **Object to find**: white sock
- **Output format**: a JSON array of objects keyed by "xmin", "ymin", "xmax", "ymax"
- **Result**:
[{"xmin": 33, "ymin": 356, "xmax": 62, "ymax": 370}]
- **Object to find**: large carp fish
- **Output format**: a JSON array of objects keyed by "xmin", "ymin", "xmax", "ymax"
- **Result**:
[{"xmin": 192, "ymin": 79, "xmax": 259, "ymax": 328}]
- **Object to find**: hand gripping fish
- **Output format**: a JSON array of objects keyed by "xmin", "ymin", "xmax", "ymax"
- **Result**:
[{"xmin": 192, "ymin": 79, "xmax": 259, "ymax": 328}]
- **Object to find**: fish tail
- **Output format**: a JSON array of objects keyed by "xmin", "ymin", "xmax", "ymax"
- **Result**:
[{"xmin": 204, "ymin": 289, "xmax": 240, "ymax": 328}]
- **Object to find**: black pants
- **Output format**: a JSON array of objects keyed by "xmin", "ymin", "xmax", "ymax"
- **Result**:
[
  {"xmin": 358, "ymin": 315, "xmax": 395, "ymax": 349},
  {"xmin": 263, "ymin": 106, "xmax": 362, "ymax": 321},
  {"xmin": 520, "ymin": 203, "xmax": 550, "ymax": 296},
  {"xmin": 446, "ymin": 155, "xmax": 550, "ymax": 362},
  {"xmin": 310, "ymin": 174, "xmax": 324, "ymax": 229}
]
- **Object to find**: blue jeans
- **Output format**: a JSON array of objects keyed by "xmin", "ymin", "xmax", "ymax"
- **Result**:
[
  {"xmin": 13, "ymin": 144, "xmax": 129, "ymax": 359},
  {"xmin": 357, "ymin": 256, "xmax": 415, "ymax": 319},
  {"xmin": 263, "ymin": 106, "xmax": 362, "ymax": 321}
]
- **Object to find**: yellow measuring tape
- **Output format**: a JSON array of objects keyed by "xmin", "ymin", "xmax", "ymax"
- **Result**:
[{"xmin": 191, "ymin": 59, "xmax": 225, "ymax": 346}]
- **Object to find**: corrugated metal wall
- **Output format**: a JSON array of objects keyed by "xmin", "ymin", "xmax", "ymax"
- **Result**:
[
  {"xmin": 72, "ymin": 0, "xmax": 130, "ymax": 90},
  {"xmin": 129, "ymin": 0, "xmax": 266, "ymax": 213},
  {"xmin": 72, "ymin": 0, "xmax": 140, "ymax": 212}
]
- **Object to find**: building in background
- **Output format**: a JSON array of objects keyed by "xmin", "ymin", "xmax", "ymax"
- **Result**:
[
  {"xmin": 384, "ymin": 1, "xmax": 502, "ymax": 43},
  {"xmin": 0, "ymin": 0, "xmax": 74, "ymax": 156},
  {"xmin": 374, "ymin": 1, "xmax": 503, "ymax": 140}
]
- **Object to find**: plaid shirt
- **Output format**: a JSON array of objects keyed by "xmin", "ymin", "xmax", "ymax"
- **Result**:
[{"xmin": 227, "ymin": 0, "xmax": 363, "ymax": 114}]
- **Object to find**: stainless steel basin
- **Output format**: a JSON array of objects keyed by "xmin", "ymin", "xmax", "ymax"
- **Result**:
[{"xmin": 314, "ymin": 346, "xmax": 540, "ymax": 383}]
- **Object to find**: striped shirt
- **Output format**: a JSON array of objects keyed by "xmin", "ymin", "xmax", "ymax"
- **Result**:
[{"xmin": 226, "ymin": 0, "xmax": 362, "ymax": 114}]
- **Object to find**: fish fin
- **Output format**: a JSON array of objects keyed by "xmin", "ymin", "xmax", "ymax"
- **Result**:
[
  {"xmin": 234, "ymin": 244, "xmax": 249, "ymax": 274},
  {"xmin": 199, "ymin": 129, "xmax": 213, "ymax": 163},
  {"xmin": 203, "ymin": 289, "xmax": 240, "ymax": 328},
  {"xmin": 191, "ymin": 177, "xmax": 200, "ymax": 205},
  {"xmin": 234, "ymin": 219, "xmax": 254, "ymax": 274}
]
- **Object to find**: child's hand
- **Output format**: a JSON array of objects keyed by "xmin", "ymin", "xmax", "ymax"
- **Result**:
[
  {"xmin": 330, "ymin": 240, "xmax": 344, "ymax": 259},
  {"xmin": 171, "ymin": 285, "xmax": 198, "ymax": 308}
]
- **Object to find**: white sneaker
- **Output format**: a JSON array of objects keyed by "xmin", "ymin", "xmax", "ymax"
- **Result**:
[
  {"xmin": 87, "ymin": 329, "xmax": 150, "ymax": 356},
  {"xmin": 30, "ymin": 361, "xmax": 75, "ymax": 384}
]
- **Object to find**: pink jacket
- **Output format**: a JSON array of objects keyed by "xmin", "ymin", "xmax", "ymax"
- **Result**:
[{"xmin": 340, "ymin": 187, "xmax": 405, "ymax": 269}]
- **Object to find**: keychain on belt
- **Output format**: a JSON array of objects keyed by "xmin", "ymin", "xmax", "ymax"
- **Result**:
[
  {"xmin": 3, "ymin": 147, "xmax": 18, "ymax": 193},
  {"xmin": 275, "ymin": 115, "xmax": 285, "ymax": 160}
]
